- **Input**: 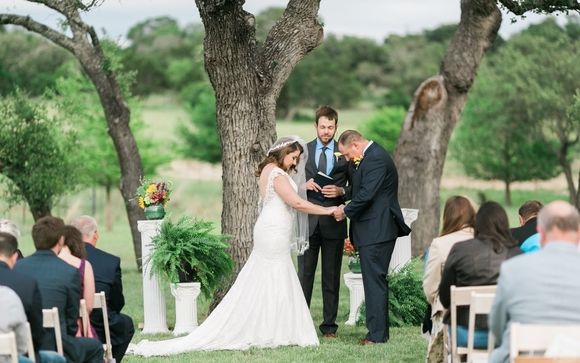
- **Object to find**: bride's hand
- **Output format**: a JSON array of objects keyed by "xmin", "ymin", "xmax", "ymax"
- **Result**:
[{"xmin": 326, "ymin": 206, "xmax": 338, "ymax": 215}]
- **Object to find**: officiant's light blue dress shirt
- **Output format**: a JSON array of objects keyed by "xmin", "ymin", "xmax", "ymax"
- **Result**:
[{"xmin": 315, "ymin": 139, "xmax": 335, "ymax": 175}]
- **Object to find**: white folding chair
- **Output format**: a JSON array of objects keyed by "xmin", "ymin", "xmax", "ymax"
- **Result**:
[
  {"xmin": 0, "ymin": 331, "xmax": 18, "ymax": 363},
  {"xmin": 93, "ymin": 291, "xmax": 114, "ymax": 362},
  {"xmin": 450, "ymin": 285, "xmax": 497, "ymax": 363},
  {"xmin": 25, "ymin": 322, "xmax": 36, "ymax": 363},
  {"xmin": 467, "ymin": 292, "xmax": 496, "ymax": 363},
  {"xmin": 42, "ymin": 307, "xmax": 63, "ymax": 356},
  {"xmin": 79, "ymin": 299, "xmax": 90, "ymax": 337},
  {"xmin": 510, "ymin": 323, "xmax": 580, "ymax": 363}
]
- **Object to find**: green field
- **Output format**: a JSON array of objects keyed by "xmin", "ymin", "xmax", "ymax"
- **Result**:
[{"xmin": 1, "ymin": 94, "xmax": 571, "ymax": 362}]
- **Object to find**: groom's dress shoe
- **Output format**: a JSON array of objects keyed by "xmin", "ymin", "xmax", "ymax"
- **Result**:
[{"xmin": 322, "ymin": 333, "xmax": 337, "ymax": 338}]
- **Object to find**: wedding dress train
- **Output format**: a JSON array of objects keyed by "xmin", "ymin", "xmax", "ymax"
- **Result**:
[{"xmin": 131, "ymin": 167, "xmax": 319, "ymax": 356}]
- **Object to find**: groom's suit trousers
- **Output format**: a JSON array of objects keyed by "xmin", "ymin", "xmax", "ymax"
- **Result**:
[{"xmin": 359, "ymin": 240, "xmax": 396, "ymax": 343}]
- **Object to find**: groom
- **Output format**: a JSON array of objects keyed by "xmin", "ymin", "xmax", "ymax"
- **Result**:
[{"xmin": 334, "ymin": 130, "xmax": 410, "ymax": 344}]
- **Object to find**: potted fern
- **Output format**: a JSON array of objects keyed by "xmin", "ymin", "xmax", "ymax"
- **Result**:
[{"xmin": 148, "ymin": 216, "xmax": 233, "ymax": 334}]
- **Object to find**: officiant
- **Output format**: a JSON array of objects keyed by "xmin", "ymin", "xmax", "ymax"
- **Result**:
[{"xmin": 299, "ymin": 105, "xmax": 352, "ymax": 338}]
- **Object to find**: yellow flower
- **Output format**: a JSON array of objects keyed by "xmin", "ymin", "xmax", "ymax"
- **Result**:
[
  {"xmin": 138, "ymin": 196, "xmax": 145, "ymax": 209},
  {"xmin": 353, "ymin": 156, "xmax": 363, "ymax": 167},
  {"xmin": 146, "ymin": 183, "xmax": 157, "ymax": 194},
  {"xmin": 334, "ymin": 152, "xmax": 342, "ymax": 158}
]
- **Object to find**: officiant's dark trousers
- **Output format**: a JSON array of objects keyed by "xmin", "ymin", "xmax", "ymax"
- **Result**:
[
  {"xmin": 298, "ymin": 225, "xmax": 344, "ymax": 334},
  {"xmin": 359, "ymin": 239, "xmax": 396, "ymax": 343}
]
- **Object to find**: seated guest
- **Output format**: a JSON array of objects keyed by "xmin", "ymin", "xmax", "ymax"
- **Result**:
[
  {"xmin": 423, "ymin": 196, "xmax": 476, "ymax": 362},
  {"xmin": 510, "ymin": 200, "xmax": 542, "ymax": 246},
  {"xmin": 15, "ymin": 217, "xmax": 103, "ymax": 363},
  {"xmin": 439, "ymin": 201, "xmax": 521, "ymax": 349},
  {"xmin": 489, "ymin": 201, "xmax": 580, "ymax": 363},
  {"xmin": 0, "ymin": 232, "xmax": 65, "ymax": 363},
  {"xmin": 60, "ymin": 225, "xmax": 97, "ymax": 339},
  {"xmin": 0, "ymin": 219, "xmax": 24, "ymax": 259},
  {"xmin": 0, "ymin": 285, "xmax": 34, "ymax": 363},
  {"xmin": 72, "ymin": 216, "xmax": 134, "ymax": 362}
]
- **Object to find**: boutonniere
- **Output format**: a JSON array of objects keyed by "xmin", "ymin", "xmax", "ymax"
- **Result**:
[
  {"xmin": 353, "ymin": 156, "xmax": 363, "ymax": 168},
  {"xmin": 334, "ymin": 152, "xmax": 343, "ymax": 163}
]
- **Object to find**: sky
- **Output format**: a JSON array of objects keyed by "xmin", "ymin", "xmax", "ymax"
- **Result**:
[{"xmin": 1, "ymin": 0, "xmax": 561, "ymax": 45}]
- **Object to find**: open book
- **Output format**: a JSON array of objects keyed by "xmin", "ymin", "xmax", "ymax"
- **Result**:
[{"xmin": 311, "ymin": 171, "xmax": 334, "ymax": 202}]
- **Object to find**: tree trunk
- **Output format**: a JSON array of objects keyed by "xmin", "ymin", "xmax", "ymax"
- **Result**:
[
  {"xmin": 0, "ymin": 7, "xmax": 146, "ymax": 269},
  {"xmin": 394, "ymin": 0, "xmax": 502, "ymax": 257},
  {"xmin": 29, "ymin": 203, "xmax": 52, "ymax": 221},
  {"xmin": 557, "ymin": 143, "xmax": 577, "ymax": 204},
  {"xmin": 105, "ymin": 181, "xmax": 113, "ymax": 231},
  {"xmin": 195, "ymin": 0, "xmax": 323, "ymax": 309},
  {"xmin": 504, "ymin": 180, "xmax": 512, "ymax": 207},
  {"xmin": 575, "ymin": 171, "xmax": 580, "ymax": 210}
]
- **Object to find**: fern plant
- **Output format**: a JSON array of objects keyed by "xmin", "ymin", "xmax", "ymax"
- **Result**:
[{"xmin": 148, "ymin": 216, "xmax": 234, "ymax": 298}]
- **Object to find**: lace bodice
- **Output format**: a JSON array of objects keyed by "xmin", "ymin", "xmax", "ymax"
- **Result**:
[{"xmin": 259, "ymin": 166, "xmax": 296, "ymax": 211}]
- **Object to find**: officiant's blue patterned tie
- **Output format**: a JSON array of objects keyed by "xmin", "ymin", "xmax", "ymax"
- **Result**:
[{"xmin": 318, "ymin": 146, "xmax": 328, "ymax": 174}]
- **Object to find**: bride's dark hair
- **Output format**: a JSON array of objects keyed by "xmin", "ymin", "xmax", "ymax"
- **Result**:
[{"xmin": 255, "ymin": 141, "xmax": 304, "ymax": 177}]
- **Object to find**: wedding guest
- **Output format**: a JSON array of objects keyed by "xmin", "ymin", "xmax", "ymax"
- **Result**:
[
  {"xmin": 510, "ymin": 200, "xmax": 542, "ymax": 246},
  {"xmin": 490, "ymin": 201, "xmax": 580, "ymax": 363},
  {"xmin": 0, "ymin": 231, "xmax": 65, "ymax": 363},
  {"xmin": 72, "ymin": 215, "xmax": 134, "ymax": 362},
  {"xmin": 299, "ymin": 105, "xmax": 351, "ymax": 338},
  {"xmin": 439, "ymin": 201, "xmax": 520, "ymax": 349},
  {"xmin": 60, "ymin": 225, "xmax": 98, "ymax": 339},
  {"xmin": 15, "ymin": 216, "xmax": 103, "ymax": 363},
  {"xmin": 0, "ymin": 285, "xmax": 34, "ymax": 363},
  {"xmin": 423, "ymin": 196, "xmax": 475, "ymax": 362},
  {"xmin": 0, "ymin": 219, "xmax": 24, "ymax": 259}
]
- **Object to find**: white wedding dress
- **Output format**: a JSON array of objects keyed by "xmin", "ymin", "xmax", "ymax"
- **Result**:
[{"xmin": 131, "ymin": 167, "xmax": 319, "ymax": 356}]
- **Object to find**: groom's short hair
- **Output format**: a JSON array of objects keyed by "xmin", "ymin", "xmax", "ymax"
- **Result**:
[{"xmin": 338, "ymin": 130, "xmax": 364, "ymax": 146}]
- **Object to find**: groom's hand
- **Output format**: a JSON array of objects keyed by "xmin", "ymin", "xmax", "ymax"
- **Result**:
[
  {"xmin": 322, "ymin": 185, "xmax": 345, "ymax": 198},
  {"xmin": 305, "ymin": 178, "xmax": 322, "ymax": 192},
  {"xmin": 333, "ymin": 204, "xmax": 346, "ymax": 221}
]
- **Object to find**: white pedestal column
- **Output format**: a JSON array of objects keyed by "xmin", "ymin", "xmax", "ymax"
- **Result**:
[
  {"xmin": 170, "ymin": 282, "xmax": 201, "ymax": 336},
  {"xmin": 137, "ymin": 220, "xmax": 169, "ymax": 334},
  {"xmin": 389, "ymin": 208, "xmax": 419, "ymax": 272},
  {"xmin": 343, "ymin": 272, "xmax": 365, "ymax": 325}
]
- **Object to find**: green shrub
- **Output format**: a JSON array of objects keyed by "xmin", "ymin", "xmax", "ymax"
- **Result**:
[
  {"xmin": 357, "ymin": 258, "xmax": 427, "ymax": 327},
  {"xmin": 361, "ymin": 106, "xmax": 405, "ymax": 154},
  {"xmin": 148, "ymin": 216, "xmax": 234, "ymax": 298}
]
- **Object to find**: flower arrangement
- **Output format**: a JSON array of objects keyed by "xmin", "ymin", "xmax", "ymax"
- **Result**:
[
  {"xmin": 137, "ymin": 180, "xmax": 171, "ymax": 209},
  {"xmin": 344, "ymin": 238, "xmax": 361, "ymax": 273},
  {"xmin": 344, "ymin": 238, "xmax": 359, "ymax": 260}
]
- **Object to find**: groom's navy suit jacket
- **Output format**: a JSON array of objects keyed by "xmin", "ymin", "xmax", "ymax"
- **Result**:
[{"xmin": 344, "ymin": 142, "xmax": 408, "ymax": 247}]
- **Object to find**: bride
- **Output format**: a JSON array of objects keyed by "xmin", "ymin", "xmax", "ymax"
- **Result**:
[{"xmin": 131, "ymin": 136, "xmax": 336, "ymax": 356}]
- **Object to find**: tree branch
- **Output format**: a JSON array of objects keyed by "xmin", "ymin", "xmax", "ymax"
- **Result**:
[
  {"xmin": 260, "ymin": 0, "xmax": 323, "ymax": 98},
  {"xmin": 498, "ymin": 0, "xmax": 580, "ymax": 15},
  {"xmin": 0, "ymin": 14, "xmax": 76, "ymax": 53}
]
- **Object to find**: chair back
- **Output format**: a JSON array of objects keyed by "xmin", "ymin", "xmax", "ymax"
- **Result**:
[
  {"xmin": 0, "ymin": 331, "xmax": 18, "ymax": 363},
  {"xmin": 79, "ymin": 299, "xmax": 90, "ymax": 337},
  {"xmin": 93, "ymin": 291, "xmax": 114, "ymax": 362},
  {"xmin": 467, "ymin": 292, "xmax": 496, "ymax": 363},
  {"xmin": 450, "ymin": 285, "xmax": 497, "ymax": 363},
  {"xmin": 42, "ymin": 307, "xmax": 63, "ymax": 355},
  {"xmin": 510, "ymin": 323, "xmax": 580, "ymax": 363},
  {"xmin": 25, "ymin": 322, "xmax": 36, "ymax": 363}
]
